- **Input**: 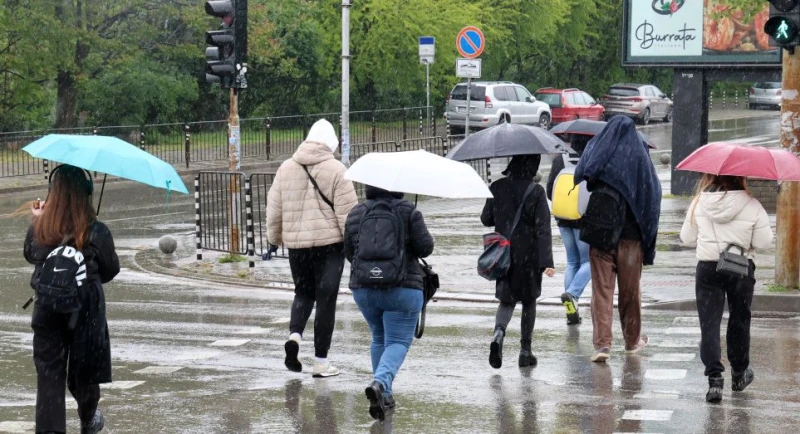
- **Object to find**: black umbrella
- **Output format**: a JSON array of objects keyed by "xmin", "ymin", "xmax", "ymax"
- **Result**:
[
  {"xmin": 549, "ymin": 119, "xmax": 657, "ymax": 149},
  {"xmin": 446, "ymin": 123, "xmax": 568, "ymax": 161}
]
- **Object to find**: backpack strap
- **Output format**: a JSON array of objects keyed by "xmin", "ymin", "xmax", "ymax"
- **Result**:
[
  {"xmin": 510, "ymin": 183, "xmax": 537, "ymax": 235},
  {"xmin": 301, "ymin": 164, "xmax": 334, "ymax": 210}
]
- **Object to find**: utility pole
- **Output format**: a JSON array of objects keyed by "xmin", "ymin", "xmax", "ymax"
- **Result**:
[
  {"xmin": 776, "ymin": 48, "xmax": 800, "ymax": 288},
  {"xmin": 229, "ymin": 88, "xmax": 241, "ymax": 252},
  {"xmin": 341, "ymin": 0, "xmax": 351, "ymax": 166}
]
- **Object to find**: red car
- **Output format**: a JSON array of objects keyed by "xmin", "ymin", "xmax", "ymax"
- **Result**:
[{"xmin": 533, "ymin": 88, "xmax": 605, "ymax": 124}]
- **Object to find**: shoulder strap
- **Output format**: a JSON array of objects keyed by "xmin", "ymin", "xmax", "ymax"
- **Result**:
[
  {"xmin": 301, "ymin": 164, "xmax": 334, "ymax": 210},
  {"xmin": 510, "ymin": 183, "xmax": 537, "ymax": 235}
]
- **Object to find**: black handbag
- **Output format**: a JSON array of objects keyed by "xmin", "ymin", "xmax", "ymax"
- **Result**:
[
  {"xmin": 414, "ymin": 259, "xmax": 439, "ymax": 339},
  {"xmin": 477, "ymin": 183, "xmax": 536, "ymax": 281},
  {"xmin": 709, "ymin": 217, "xmax": 749, "ymax": 279},
  {"xmin": 717, "ymin": 244, "xmax": 749, "ymax": 278}
]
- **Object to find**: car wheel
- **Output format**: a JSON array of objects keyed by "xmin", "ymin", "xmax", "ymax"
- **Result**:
[
  {"xmin": 499, "ymin": 114, "xmax": 510, "ymax": 124},
  {"xmin": 663, "ymin": 107, "xmax": 673, "ymax": 123},
  {"xmin": 449, "ymin": 125, "xmax": 465, "ymax": 135},
  {"xmin": 639, "ymin": 108, "xmax": 650, "ymax": 125},
  {"xmin": 539, "ymin": 113, "xmax": 551, "ymax": 129}
]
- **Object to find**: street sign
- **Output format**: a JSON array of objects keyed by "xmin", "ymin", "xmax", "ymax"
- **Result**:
[
  {"xmin": 456, "ymin": 26, "xmax": 485, "ymax": 59},
  {"xmin": 419, "ymin": 36, "xmax": 435, "ymax": 64},
  {"xmin": 456, "ymin": 58, "xmax": 481, "ymax": 78}
]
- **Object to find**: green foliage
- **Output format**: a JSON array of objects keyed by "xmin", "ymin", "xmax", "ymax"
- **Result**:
[{"xmin": 219, "ymin": 253, "xmax": 247, "ymax": 264}]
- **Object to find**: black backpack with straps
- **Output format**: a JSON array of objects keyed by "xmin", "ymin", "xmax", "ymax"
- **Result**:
[
  {"xmin": 34, "ymin": 243, "xmax": 87, "ymax": 314},
  {"xmin": 353, "ymin": 200, "xmax": 407, "ymax": 288}
]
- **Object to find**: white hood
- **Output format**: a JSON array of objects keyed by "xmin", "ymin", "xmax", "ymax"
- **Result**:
[
  {"xmin": 698, "ymin": 190, "xmax": 752, "ymax": 224},
  {"xmin": 305, "ymin": 119, "xmax": 339, "ymax": 152}
]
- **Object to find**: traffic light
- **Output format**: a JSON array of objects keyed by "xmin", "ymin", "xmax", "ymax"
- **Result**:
[
  {"xmin": 204, "ymin": 0, "xmax": 247, "ymax": 88},
  {"xmin": 764, "ymin": 0, "xmax": 800, "ymax": 51}
]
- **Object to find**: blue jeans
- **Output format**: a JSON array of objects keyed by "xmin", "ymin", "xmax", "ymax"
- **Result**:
[
  {"xmin": 352, "ymin": 288, "xmax": 423, "ymax": 397},
  {"xmin": 559, "ymin": 226, "xmax": 591, "ymax": 300}
]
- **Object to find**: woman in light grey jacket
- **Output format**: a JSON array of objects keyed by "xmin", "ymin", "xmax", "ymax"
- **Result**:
[{"xmin": 680, "ymin": 174, "xmax": 773, "ymax": 403}]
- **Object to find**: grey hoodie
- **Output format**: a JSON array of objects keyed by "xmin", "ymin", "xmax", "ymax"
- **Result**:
[{"xmin": 680, "ymin": 190, "xmax": 773, "ymax": 261}]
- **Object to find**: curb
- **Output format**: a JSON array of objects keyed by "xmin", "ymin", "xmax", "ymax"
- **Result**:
[{"xmin": 645, "ymin": 294, "xmax": 800, "ymax": 314}]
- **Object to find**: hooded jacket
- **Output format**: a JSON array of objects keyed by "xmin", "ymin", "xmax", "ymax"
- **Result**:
[
  {"xmin": 344, "ymin": 185, "xmax": 434, "ymax": 290},
  {"xmin": 267, "ymin": 120, "xmax": 358, "ymax": 249},
  {"xmin": 680, "ymin": 190, "xmax": 773, "ymax": 261}
]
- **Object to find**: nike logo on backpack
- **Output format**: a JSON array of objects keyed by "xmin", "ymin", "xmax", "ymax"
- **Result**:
[{"xmin": 53, "ymin": 267, "xmax": 68, "ymax": 272}]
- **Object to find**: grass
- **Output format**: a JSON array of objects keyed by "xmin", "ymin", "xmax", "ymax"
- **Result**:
[
  {"xmin": 236, "ymin": 270, "xmax": 250, "ymax": 278},
  {"xmin": 219, "ymin": 253, "xmax": 247, "ymax": 264},
  {"xmin": 765, "ymin": 283, "xmax": 796, "ymax": 293}
]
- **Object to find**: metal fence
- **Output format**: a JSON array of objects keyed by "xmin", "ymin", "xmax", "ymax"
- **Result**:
[
  {"xmin": 195, "ymin": 172, "xmax": 247, "ymax": 257},
  {"xmin": 0, "ymin": 107, "xmax": 436, "ymax": 178}
]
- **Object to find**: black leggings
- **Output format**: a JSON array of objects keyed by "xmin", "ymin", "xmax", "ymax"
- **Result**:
[
  {"xmin": 288, "ymin": 243, "xmax": 345, "ymax": 358},
  {"xmin": 695, "ymin": 260, "xmax": 755, "ymax": 377},
  {"xmin": 495, "ymin": 301, "xmax": 537, "ymax": 351}
]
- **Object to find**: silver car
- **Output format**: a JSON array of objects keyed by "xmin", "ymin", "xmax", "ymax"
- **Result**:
[
  {"xmin": 599, "ymin": 83, "xmax": 673, "ymax": 125},
  {"xmin": 749, "ymin": 82, "xmax": 781, "ymax": 110},
  {"xmin": 445, "ymin": 81, "xmax": 552, "ymax": 133}
]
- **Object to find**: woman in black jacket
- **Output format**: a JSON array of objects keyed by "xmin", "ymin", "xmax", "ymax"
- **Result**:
[
  {"xmin": 24, "ymin": 165, "xmax": 120, "ymax": 434},
  {"xmin": 344, "ymin": 185, "xmax": 434, "ymax": 422},
  {"xmin": 481, "ymin": 155, "xmax": 554, "ymax": 369}
]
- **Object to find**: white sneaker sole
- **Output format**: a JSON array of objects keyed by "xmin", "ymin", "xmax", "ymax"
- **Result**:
[
  {"xmin": 591, "ymin": 352, "xmax": 610, "ymax": 363},
  {"xmin": 312, "ymin": 371, "xmax": 340, "ymax": 378}
]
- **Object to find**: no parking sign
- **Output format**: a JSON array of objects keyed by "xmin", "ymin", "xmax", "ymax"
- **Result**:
[{"xmin": 456, "ymin": 26, "xmax": 485, "ymax": 59}]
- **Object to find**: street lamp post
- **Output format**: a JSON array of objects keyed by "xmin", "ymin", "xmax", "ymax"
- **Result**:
[{"xmin": 341, "ymin": 0, "xmax": 351, "ymax": 166}]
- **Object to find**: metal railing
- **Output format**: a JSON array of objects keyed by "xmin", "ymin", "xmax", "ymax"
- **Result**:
[{"xmin": 195, "ymin": 172, "xmax": 247, "ymax": 257}]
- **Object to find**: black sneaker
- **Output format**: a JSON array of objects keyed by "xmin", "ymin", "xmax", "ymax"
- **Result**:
[
  {"xmin": 518, "ymin": 350, "xmax": 538, "ymax": 368},
  {"xmin": 706, "ymin": 376, "xmax": 723, "ymax": 403},
  {"xmin": 561, "ymin": 292, "xmax": 581, "ymax": 325},
  {"xmin": 81, "ymin": 410, "xmax": 105, "ymax": 434},
  {"xmin": 732, "ymin": 367, "xmax": 754, "ymax": 392},
  {"xmin": 365, "ymin": 381, "xmax": 387, "ymax": 421},
  {"xmin": 489, "ymin": 329, "xmax": 504, "ymax": 369},
  {"xmin": 284, "ymin": 339, "xmax": 302, "ymax": 372},
  {"xmin": 383, "ymin": 394, "xmax": 396, "ymax": 409}
]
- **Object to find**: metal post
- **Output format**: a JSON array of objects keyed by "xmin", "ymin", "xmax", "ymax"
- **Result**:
[
  {"xmin": 195, "ymin": 175, "xmax": 202, "ymax": 261},
  {"xmin": 228, "ymin": 89, "xmax": 242, "ymax": 253},
  {"xmin": 776, "ymin": 48, "xmax": 800, "ymax": 289},
  {"xmin": 371, "ymin": 111, "xmax": 377, "ymax": 144},
  {"xmin": 465, "ymin": 78, "xmax": 472, "ymax": 137},
  {"xmin": 403, "ymin": 108, "xmax": 408, "ymax": 141},
  {"xmin": 341, "ymin": 0, "xmax": 351, "ymax": 166},
  {"xmin": 486, "ymin": 158, "xmax": 491, "ymax": 184},
  {"xmin": 265, "ymin": 117, "xmax": 271, "ymax": 160},
  {"xmin": 139, "ymin": 126, "xmax": 146, "ymax": 151},
  {"xmin": 246, "ymin": 178, "xmax": 255, "ymax": 268},
  {"xmin": 432, "ymin": 108, "xmax": 437, "ymax": 137},
  {"xmin": 184, "ymin": 124, "xmax": 191, "ymax": 169},
  {"xmin": 426, "ymin": 61, "xmax": 430, "ymax": 134},
  {"xmin": 43, "ymin": 160, "xmax": 48, "ymax": 180}
]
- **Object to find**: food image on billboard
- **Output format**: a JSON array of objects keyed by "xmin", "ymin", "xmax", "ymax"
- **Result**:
[
  {"xmin": 624, "ymin": 0, "xmax": 780, "ymax": 66},
  {"xmin": 703, "ymin": 0, "xmax": 772, "ymax": 53}
]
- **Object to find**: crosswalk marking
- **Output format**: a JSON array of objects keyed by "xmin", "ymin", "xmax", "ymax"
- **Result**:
[
  {"xmin": 650, "ymin": 353, "xmax": 696, "ymax": 362},
  {"xmin": 101, "ymin": 380, "xmax": 146, "ymax": 390},
  {"xmin": 133, "ymin": 366, "xmax": 184, "ymax": 374},
  {"xmin": 645, "ymin": 369, "xmax": 688, "ymax": 380},
  {"xmin": 665, "ymin": 327, "xmax": 701, "ymax": 335},
  {"xmin": 621, "ymin": 409, "xmax": 674, "ymax": 421},
  {"xmin": 0, "ymin": 421, "xmax": 36, "ymax": 433},
  {"xmin": 208, "ymin": 339, "xmax": 251, "ymax": 347}
]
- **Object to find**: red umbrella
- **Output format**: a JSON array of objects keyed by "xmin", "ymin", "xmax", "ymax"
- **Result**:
[{"xmin": 675, "ymin": 142, "xmax": 800, "ymax": 181}]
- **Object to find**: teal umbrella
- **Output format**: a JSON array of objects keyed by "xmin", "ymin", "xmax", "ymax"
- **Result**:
[{"xmin": 23, "ymin": 134, "xmax": 189, "ymax": 212}]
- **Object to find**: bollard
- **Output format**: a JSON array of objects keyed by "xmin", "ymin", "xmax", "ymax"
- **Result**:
[
  {"xmin": 709, "ymin": 92, "xmax": 714, "ymax": 111},
  {"xmin": 722, "ymin": 90, "xmax": 726, "ymax": 109},
  {"xmin": 184, "ymin": 124, "xmax": 190, "ymax": 169},
  {"xmin": 43, "ymin": 160, "xmax": 48, "ymax": 180},
  {"xmin": 419, "ymin": 109, "xmax": 423, "ymax": 136},
  {"xmin": 371, "ymin": 111, "xmax": 377, "ymax": 144},
  {"xmin": 486, "ymin": 159, "xmax": 492, "ymax": 185},
  {"xmin": 159, "ymin": 236, "xmax": 178, "ymax": 254},
  {"xmin": 139, "ymin": 127, "xmax": 146, "ymax": 151},
  {"xmin": 402, "ymin": 108, "xmax": 408, "ymax": 141},
  {"xmin": 195, "ymin": 175, "xmax": 202, "ymax": 261},
  {"xmin": 265, "ymin": 117, "xmax": 271, "ymax": 160},
  {"xmin": 245, "ymin": 178, "xmax": 255, "ymax": 269}
]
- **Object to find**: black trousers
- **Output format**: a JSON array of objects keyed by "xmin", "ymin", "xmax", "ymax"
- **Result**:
[
  {"xmin": 288, "ymin": 243, "xmax": 345, "ymax": 358},
  {"xmin": 32, "ymin": 309, "xmax": 102, "ymax": 433},
  {"xmin": 695, "ymin": 260, "xmax": 755, "ymax": 377},
  {"xmin": 495, "ymin": 301, "xmax": 537, "ymax": 352}
]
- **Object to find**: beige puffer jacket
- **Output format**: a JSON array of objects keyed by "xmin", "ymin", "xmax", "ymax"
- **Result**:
[{"xmin": 266, "ymin": 140, "xmax": 357, "ymax": 249}]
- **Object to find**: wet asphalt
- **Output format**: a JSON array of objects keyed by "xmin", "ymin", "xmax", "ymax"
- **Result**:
[{"xmin": 1, "ymin": 114, "xmax": 798, "ymax": 433}]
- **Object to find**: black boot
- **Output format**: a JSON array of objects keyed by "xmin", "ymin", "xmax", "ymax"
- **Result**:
[
  {"xmin": 706, "ymin": 376, "xmax": 723, "ymax": 403},
  {"xmin": 518, "ymin": 349, "xmax": 538, "ymax": 368},
  {"xmin": 732, "ymin": 367, "xmax": 754, "ymax": 392},
  {"xmin": 81, "ymin": 410, "xmax": 105, "ymax": 434},
  {"xmin": 489, "ymin": 327, "xmax": 504, "ymax": 369},
  {"xmin": 365, "ymin": 380, "xmax": 387, "ymax": 421}
]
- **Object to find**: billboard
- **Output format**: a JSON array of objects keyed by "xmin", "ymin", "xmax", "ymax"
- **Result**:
[{"xmin": 623, "ymin": 0, "xmax": 781, "ymax": 67}]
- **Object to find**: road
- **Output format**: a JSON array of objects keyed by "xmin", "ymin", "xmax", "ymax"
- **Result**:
[{"xmin": 0, "ymin": 113, "xmax": 797, "ymax": 433}]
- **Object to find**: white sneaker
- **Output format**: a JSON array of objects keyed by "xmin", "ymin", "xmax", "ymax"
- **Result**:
[{"xmin": 312, "ymin": 362, "xmax": 340, "ymax": 378}]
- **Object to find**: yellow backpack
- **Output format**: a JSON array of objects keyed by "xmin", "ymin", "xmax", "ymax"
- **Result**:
[{"xmin": 552, "ymin": 154, "xmax": 590, "ymax": 220}]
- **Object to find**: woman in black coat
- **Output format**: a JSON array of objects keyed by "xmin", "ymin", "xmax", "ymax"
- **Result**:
[
  {"xmin": 24, "ymin": 165, "xmax": 120, "ymax": 434},
  {"xmin": 481, "ymin": 154, "xmax": 554, "ymax": 369}
]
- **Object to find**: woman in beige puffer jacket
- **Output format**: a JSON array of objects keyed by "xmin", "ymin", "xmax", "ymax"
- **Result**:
[
  {"xmin": 267, "ymin": 119, "xmax": 357, "ymax": 378},
  {"xmin": 680, "ymin": 174, "xmax": 773, "ymax": 404}
]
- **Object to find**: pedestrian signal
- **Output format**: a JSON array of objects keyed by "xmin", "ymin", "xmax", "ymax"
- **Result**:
[{"xmin": 765, "ymin": 0, "xmax": 800, "ymax": 50}]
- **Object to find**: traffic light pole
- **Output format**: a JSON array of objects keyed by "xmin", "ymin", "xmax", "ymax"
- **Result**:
[
  {"xmin": 229, "ymin": 88, "xmax": 241, "ymax": 252},
  {"xmin": 776, "ymin": 49, "xmax": 800, "ymax": 289}
]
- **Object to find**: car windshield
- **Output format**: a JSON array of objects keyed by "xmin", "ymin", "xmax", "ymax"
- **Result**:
[
  {"xmin": 450, "ymin": 85, "xmax": 486, "ymax": 101},
  {"xmin": 535, "ymin": 93, "xmax": 562, "ymax": 107},
  {"xmin": 754, "ymin": 82, "xmax": 781, "ymax": 89},
  {"xmin": 608, "ymin": 87, "xmax": 639, "ymax": 97}
]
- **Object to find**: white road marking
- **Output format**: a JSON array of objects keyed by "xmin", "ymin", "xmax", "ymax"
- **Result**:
[
  {"xmin": 654, "ymin": 339, "xmax": 699, "ymax": 348},
  {"xmin": 621, "ymin": 409, "xmax": 674, "ymax": 421},
  {"xmin": 665, "ymin": 327, "xmax": 701, "ymax": 335},
  {"xmin": 650, "ymin": 353, "xmax": 696, "ymax": 362},
  {"xmin": 133, "ymin": 366, "xmax": 184, "ymax": 374},
  {"xmin": 0, "ymin": 421, "xmax": 36, "ymax": 432},
  {"xmin": 101, "ymin": 380, "xmax": 146, "ymax": 390},
  {"xmin": 645, "ymin": 369, "xmax": 688, "ymax": 380},
  {"xmin": 208, "ymin": 339, "xmax": 251, "ymax": 347}
]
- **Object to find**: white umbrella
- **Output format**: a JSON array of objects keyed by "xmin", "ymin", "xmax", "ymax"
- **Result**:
[{"xmin": 344, "ymin": 149, "xmax": 493, "ymax": 198}]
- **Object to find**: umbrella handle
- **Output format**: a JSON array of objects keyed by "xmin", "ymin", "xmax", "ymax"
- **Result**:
[
  {"xmin": 165, "ymin": 180, "xmax": 171, "ymax": 212},
  {"xmin": 96, "ymin": 174, "xmax": 107, "ymax": 216}
]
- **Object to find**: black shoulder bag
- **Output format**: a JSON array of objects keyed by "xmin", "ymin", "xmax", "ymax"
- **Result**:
[
  {"xmin": 477, "ymin": 183, "xmax": 536, "ymax": 281},
  {"xmin": 708, "ymin": 211, "xmax": 749, "ymax": 279},
  {"xmin": 414, "ymin": 258, "xmax": 439, "ymax": 339},
  {"xmin": 302, "ymin": 165, "xmax": 334, "ymax": 210}
]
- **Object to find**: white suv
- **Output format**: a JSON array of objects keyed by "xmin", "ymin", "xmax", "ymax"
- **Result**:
[{"xmin": 445, "ymin": 81, "xmax": 552, "ymax": 134}]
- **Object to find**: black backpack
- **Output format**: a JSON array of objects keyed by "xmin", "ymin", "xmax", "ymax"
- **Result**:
[
  {"xmin": 34, "ymin": 243, "xmax": 87, "ymax": 315},
  {"xmin": 579, "ymin": 184, "xmax": 626, "ymax": 252},
  {"xmin": 353, "ymin": 200, "xmax": 407, "ymax": 288}
]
